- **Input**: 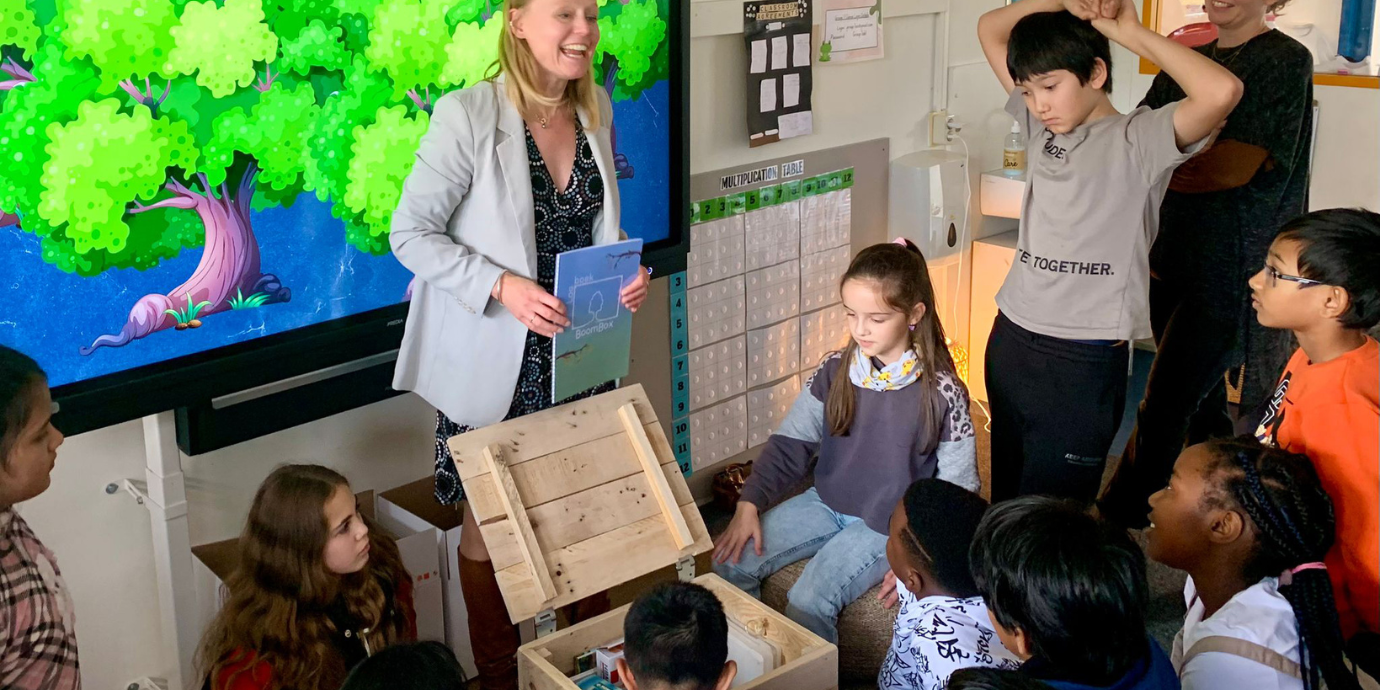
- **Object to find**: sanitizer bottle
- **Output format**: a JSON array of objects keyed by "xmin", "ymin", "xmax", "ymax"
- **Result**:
[{"xmin": 1002, "ymin": 121, "xmax": 1025, "ymax": 177}]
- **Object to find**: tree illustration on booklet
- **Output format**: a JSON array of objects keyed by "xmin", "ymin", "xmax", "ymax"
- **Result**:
[{"xmin": 0, "ymin": 0, "xmax": 668, "ymax": 355}]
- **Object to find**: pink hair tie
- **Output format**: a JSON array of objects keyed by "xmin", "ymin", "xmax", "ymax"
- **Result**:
[
  {"xmin": 1292, "ymin": 562, "xmax": 1327, "ymax": 574},
  {"xmin": 893, "ymin": 237, "xmax": 910, "ymax": 246}
]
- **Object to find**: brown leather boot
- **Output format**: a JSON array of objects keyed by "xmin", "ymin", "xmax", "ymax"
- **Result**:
[
  {"xmin": 460, "ymin": 551, "xmax": 520, "ymax": 690},
  {"xmin": 563, "ymin": 590, "xmax": 612, "ymax": 626}
]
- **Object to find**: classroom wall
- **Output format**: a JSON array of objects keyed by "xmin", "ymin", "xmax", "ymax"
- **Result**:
[{"xmin": 19, "ymin": 1, "xmax": 1376, "ymax": 687}]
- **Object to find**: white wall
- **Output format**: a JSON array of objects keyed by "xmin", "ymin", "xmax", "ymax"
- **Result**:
[{"xmin": 690, "ymin": 11, "xmax": 940, "ymax": 174}]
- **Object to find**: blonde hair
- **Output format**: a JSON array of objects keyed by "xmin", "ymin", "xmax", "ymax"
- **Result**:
[{"xmin": 493, "ymin": 0, "xmax": 603, "ymax": 129}]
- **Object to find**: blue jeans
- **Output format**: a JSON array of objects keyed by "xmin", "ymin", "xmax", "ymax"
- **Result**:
[{"xmin": 713, "ymin": 488, "xmax": 889, "ymax": 643}]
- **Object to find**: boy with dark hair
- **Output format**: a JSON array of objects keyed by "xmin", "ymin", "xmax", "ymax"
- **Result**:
[
  {"xmin": 977, "ymin": 0, "xmax": 1243, "ymax": 504},
  {"xmin": 969, "ymin": 497, "xmax": 1177, "ymax": 690},
  {"xmin": 880, "ymin": 480, "xmax": 1019, "ymax": 690},
  {"xmin": 1249, "ymin": 208, "xmax": 1380, "ymax": 659},
  {"xmin": 618, "ymin": 582, "xmax": 737, "ymax": 690}
]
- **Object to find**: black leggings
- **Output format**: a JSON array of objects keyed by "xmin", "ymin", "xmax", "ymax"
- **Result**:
[
  {"xmin": 1098, "ymin": 277, "xmax": 1238, "ymax": 528},
  {"xmin": 985, "ymin": 313, "xmax": 1130, "ymax": 504}
]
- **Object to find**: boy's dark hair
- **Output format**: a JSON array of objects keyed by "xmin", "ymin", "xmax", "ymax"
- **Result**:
[
  {"xmin": 947, "ymin": 668, "xmax": 1054, "ymax": 690},
  {"xmin": 340, "ymin": 641, "xmax": 466, "ymax": 690},
  {"xmin": 900, "ymin": 479, "xmax": 989, "ymax": 598},
  {"xmin": 0, "ymin": 345, "xmax": 45, "ymax": 467},
  {"xmin": 624, "ymin": 582, "xmax": 728, "ymax": 690},
  {"xmin": 1276, "ymin": 208, "xmax": 1380, "ymax": 330},
  {"xmin": 969, "ymin": 497, "xmax": 1146, "ymax": 685},
  {"xmin": 1201, "ymin": 437, "xmax": 1361, "ymax": 690},
  {"xmin": 1007, "ymin": 11, "xmax": 1114, "ymax": 93}
]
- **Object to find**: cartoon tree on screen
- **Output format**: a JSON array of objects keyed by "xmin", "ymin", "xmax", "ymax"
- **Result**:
[
  {"xmin": 596, "ymin": 0, "xmax": 667, "ymax": 180},
  {"xmin": 0, "ymin": 0, "xmax": 669, "ymax": 353}
]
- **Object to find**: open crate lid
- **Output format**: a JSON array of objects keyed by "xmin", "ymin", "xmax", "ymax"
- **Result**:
[{"xmin": 448, "ymin": 384, "xmax": 712, "ymax": 623}]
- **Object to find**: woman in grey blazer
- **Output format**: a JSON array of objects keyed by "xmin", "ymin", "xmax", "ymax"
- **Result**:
[{"xmin": 389, "ymin": 0, "xmax": 648, "ymax": 686}]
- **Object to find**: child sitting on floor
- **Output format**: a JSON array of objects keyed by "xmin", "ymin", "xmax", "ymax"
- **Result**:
[
  {"xmin": 1146, "ymin": 437, "xmax": 1370, "ymax": 690},
  {"xmin": 969, "ymin": 497, "xmax": 1178, "ymax": 690},
  {"xmin": 618, "ymin": 582, "xmax": 736, "ymax": 690},
  {"xmin": 0, "ymin": 345, "xmax": 78, "ymax": 689},
  {"xmin": 1248, "ymin": 208, "xmax": 1380, "ymax": 669},
  {"xmin": 880, "ymin": 479, "xmax": 1020, "ymax": 690}
]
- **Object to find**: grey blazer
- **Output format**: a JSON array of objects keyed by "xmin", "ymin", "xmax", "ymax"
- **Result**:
[{"xmin": 390, "ymin": 77, "xmax": 622, "ymax": 427}]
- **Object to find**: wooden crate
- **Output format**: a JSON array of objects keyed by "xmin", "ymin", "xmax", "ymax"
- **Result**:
[
  {"xmin": 517, "ymin": 574, "xmax": 838, "ymax": 690},
  {"xmin": 447, "ymin": 385, "xmax": 837, "ymax": 690}
]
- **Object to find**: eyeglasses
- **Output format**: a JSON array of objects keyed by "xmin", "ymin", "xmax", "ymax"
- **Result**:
[{"xmin": 1264, "ymin": 265, "xmax": 1324, "ymax": 288}]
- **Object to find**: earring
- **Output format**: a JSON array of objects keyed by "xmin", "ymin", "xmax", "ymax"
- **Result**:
[{"xmin": 908, "ymin": 324, "xmax": 916, "ymax": 331}]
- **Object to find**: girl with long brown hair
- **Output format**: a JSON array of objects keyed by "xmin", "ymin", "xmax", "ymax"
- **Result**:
[
  {"xmin": 197, "ymin": 465, "xmax": 416, "ymax": 690},
  {"xmin": 711, "ymin": 239, "xmax": 979, "ymax": 643}
]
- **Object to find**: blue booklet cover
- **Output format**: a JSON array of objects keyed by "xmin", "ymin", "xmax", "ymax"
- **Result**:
[{"xmin": 552, "ymin": 238, "xmax": 644, "ymax": 402}]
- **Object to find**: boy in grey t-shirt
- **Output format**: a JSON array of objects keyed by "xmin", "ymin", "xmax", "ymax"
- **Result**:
[{"xmin": 977, "ymin": 0, "xmax": 1242, "ymax": 504}]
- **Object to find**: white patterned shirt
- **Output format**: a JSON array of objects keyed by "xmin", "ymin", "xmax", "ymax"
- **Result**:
[{"xmin": 879, "ymin": 587, "xmax": 1020, "ymax": 690}]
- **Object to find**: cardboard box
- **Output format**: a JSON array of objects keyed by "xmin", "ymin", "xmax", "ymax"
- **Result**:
[
  {"xmin": 191, "ymin": 490, "xmax": 446, "ymax": 661},
  {"xmin": 375, "ymin": 476, "xmax": 478, "ymax": 678},
  {"xmin": 443, "ymin": 385, "xmax": 838, "ymax": 690}
]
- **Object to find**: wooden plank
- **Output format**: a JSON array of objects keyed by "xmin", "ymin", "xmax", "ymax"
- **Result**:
[
  {"xmin": 483, "ymin": 444, "xmax": 557, "ymax": 604},
  {"xmin": 448, "ymin": 386, "xmax": 657, "ymax": 475},
  {"xmin": 481, "ymin": 474, "xmax": 663, "ymax": 570},
  {"xmin": 517, "ymin": 649, "xmax": 584, "ymax": 690},
  {"xmin": 494, "ymin": 503, "xmax": 713, "ymax": 623},
  {"xmin": 480, "ymin": 462, "xmax": 705, "ymax": 571},
  {"xmin": 696, "ymin": 574, "xmax": 827, "ymax": 664},
  {"xmin": 741, "ymin": 646, "xmax": 839, "ymax": 690},
  {"xmin": 468, "ymin": 449, "xmax": 692, "ymax": 526},
  {"xmin": 467, "ymin": 430, "xmax": 640, "ymax": 488},
  {"xmin": 620, "ymin": 403, "xmax": 694, "ymax": 550}
]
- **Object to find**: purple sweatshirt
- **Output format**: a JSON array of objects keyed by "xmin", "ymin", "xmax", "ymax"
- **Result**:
[{"xmin": 739, "ymin": 353, "xmax": 979, "ymax": 534}]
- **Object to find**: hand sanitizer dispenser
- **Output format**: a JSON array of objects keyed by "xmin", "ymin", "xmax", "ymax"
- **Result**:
[{"xmin": 888, "ymin": 150, "xmax": 967, "ymax": 261}]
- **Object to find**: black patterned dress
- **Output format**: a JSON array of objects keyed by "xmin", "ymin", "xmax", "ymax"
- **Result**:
[{"xmin": 432, "ymin": 123, "xmax": 615, "ymax": 505}]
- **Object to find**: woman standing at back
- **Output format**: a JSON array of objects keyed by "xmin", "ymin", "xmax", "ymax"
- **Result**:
[
  {"xmin": 389, "ymin": 0, "xmax": 650, "ymax": 688},
  {"xmin": 1099, "ymin": 0, "xmax": 1314, "ymax": 529}
]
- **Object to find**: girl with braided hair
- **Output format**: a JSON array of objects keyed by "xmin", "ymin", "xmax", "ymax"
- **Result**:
[{"xmin": 1145, "ymin": 436, "xmax": 1372, "ymax": 690}]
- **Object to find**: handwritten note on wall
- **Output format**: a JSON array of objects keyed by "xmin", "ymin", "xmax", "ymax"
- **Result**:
[{"xmin": 819, "ymin": 0, "xmax": 883, "ymax": 64}]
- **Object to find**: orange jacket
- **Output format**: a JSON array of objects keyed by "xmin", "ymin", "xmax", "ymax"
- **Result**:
[{"xmin": 1257, "ymin": 337, "xmax": 1379, "ymax": 639}]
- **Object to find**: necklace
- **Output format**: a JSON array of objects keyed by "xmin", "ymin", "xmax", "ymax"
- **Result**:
[
  {"xmin": 1210, "ymin": 26, "xmax": 1268, "ymax": 69},
  {"xmin": 537, "ymin": 105, "xmax": 564, "ymax": 130}
]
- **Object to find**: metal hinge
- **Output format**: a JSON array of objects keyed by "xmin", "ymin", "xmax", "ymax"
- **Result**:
[
  {"xmin": 676, "ymin": 556, "xmax": 696, "ymax": 582},
  {"xmin": 535, "ymin": 608, "xmax": 557, "ymax": 638}
]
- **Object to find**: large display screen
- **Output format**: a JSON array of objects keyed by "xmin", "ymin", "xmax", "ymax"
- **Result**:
[{"xmin": 0, "ymin": 0, "xmax": 681, "ymax": 412}]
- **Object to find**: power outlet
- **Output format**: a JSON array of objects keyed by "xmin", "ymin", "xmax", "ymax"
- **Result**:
[{"xmin": 928, "ymin": 110, "xmax": 951, "ymax": 147}]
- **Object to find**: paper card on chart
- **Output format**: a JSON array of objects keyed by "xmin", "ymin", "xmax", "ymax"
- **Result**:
[
  {"xmin": 792, "ymin": 33, "xmax": 811, "ymax": 67},
  {"xmin": 750, "ymin": 40, "xmax": 768, "ymax": 73},
  {"xmin": 760, "ymin": 79, "xmax": 777, "ymax": 113},
  {"xmin": 771, "ymin": 36, "xmax": 788, "ymax": 70}
]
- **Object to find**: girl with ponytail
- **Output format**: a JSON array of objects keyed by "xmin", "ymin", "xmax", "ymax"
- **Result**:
[
  {"xmin": 711, "ymin": 239, "xmax": 978, "ymax": 643},
  {"xmin": 1146, "ymin": 436, "xmax": 1371, "ymax": 690}
]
